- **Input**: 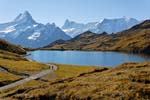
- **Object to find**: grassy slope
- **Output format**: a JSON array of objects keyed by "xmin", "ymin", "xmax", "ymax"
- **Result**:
[
  {"xmin": 0, "ymin": 50, "xmax": 27, "ymax": 61},
  {"xmin": 0, "ymin": 40, "xmax": 27, "ymax": 86},
  {"xmin": 54, "ymin": 63, "xmax": 99, "ymax": 79},
  {"xmin": 41, "ymin": 63, "xmax": 99, "ymax": 81},
  {"xmin": 0, "ymin": 64, "xmax": 98, "ymax": 98},
  {"xmin": 0, "ymin": 72, "xmax": 22, "ymax": 86},
  {"xmin": 0, "ymin": 40, "xmax": 97, "ymax": 97},
  {"xmin": 0, "ymin": 50, "xmax": 49, "ymax": 87},
  {"xmin": 0, "ymin": 80, "xmax": 46, "ymax": 98},
  {"xmin": 0, "ymin": 41, "xmax": 49, "ymax": 73},
  {"xmin": 0, "ymin": 58, "xmax": 49, "ymax": 73},
  {"xmin": 2, "ymin": 62, "xmax": 150, "ymax": 100},
  {"xmin": 0, "ymin": 39, "xmax": 98, "ymax": 98},
  {"xmin": 0, "ymin": 62, "xmax": 150, "ymax": 100},
  {"xmin": 0, "ymin": 39, "xmax": 26, "ymax": 54},
  {"xmin": 0, "ymin": 47, "xmax": 150, "ymax": 100},
  {"xmin": 0, "ymin": 40, "xmax": 49, "ymax": 87}
]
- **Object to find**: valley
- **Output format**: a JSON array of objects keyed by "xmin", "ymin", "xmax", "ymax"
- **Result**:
[
  {"xmin": 0, "ymin": 38, "xmax": 98, "ymax": 99},
  {"xmin": 0, "ymin": 11, "xmax": 150, "ymax": 100},
  {"xmin": 0, "ymin": 28, "xmax": 150, "ymax": 99},
  {"xmin": 1, "ymin": 55, "xmax": 150, "ymax": 100}
]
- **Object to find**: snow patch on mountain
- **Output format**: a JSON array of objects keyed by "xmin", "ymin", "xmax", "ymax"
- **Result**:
[
  {"xmin": 28, "ymin": 32, "xmax": 41, "ymax": 40},
  {"xmin": 33, "ymin": 24, "xmax": 38, "ymax": 27},
  {"xmin": 63, "ymin": 28, "xmax": 75, "ymax": 33},
  {"xmin": 0, "ymin": 25, "xmax": 16, "ymax": 33}
]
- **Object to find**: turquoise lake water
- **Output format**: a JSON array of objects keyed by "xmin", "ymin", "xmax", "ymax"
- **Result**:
[{"xmin": 27, "ymin": 50, "xmax": 150, "ymax": 67}]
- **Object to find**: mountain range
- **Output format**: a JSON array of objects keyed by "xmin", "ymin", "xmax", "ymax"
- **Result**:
[
  {"xmin": 62, "ymin": 17, "xmax": 139, "ymax": 37},
  {"xmin": 0, "ymin": 11, "xmax": 71, "ymax": 48},
  {"xmin": 45, "ymin": 20, "xmax": 150, "ymax": 54},
  {"xmin": 0, "ymin": 11, "xmax": 141, "ymax": 48}
]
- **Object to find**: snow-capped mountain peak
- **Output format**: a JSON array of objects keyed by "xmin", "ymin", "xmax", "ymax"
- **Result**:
[
  {"xmin": 0, "ymin": 11, "xmax": 71, "ymax": 48},
  {"xmin": 62, "ymin": 17, "xmax": 139, "ymax": 37},
  {"xmin": 62, "ymin": 19, "xmax": 84, "ymax": 29},
  {"xmin": 13, "ymin": 11, "xmax": 36, "ymax": 24}
]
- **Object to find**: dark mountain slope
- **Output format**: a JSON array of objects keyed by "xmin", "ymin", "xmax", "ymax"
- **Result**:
[{"xmin": 0, "ymin": 39, "xmax": 26, "ymax": 54}]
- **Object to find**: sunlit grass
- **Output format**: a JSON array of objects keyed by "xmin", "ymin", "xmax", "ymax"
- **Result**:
[
  {"xmin": 0, "ymin": 63, "xmax": 99, "ymax": 98},
  {"xmin": 0, "ymin": 80, "xmax": 46, "ymax": 97},
  {"xmin": 54, "ymin": 63, "xmax": 99, "ymax": 79},
  {"xmin": 0, "ymin": 71, "xmax": 22, "ymax": 86},
  {"xmin": 0, "ymin": 58, "xmax": 49, "ymax": 73},
  {"xmin": 0, "ymin": 50, "xmax": 26, "ymax": 61},
  {"xmin": 2, "ymin": 62, "xmax": 150, "ymax": 100}
]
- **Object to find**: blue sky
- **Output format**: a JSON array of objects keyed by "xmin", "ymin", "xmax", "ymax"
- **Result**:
[{"xmin": 0, "ymin": 0, "xmax": 149, "ymax": 27}]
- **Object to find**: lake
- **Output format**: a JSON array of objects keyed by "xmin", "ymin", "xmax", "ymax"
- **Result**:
[{"xmin": 27, "ymin": 50, "xmax": 150, "ymax": 67}]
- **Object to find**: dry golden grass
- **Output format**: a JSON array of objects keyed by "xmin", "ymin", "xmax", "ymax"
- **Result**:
[
  {"xmin": 0, "ymin": 50, "xmax": 27, "ymax": 61},
  {"xmin": 54, "ymin": 63, "xmax": 99, "ymax": 79},
  {"xmin": 2, "ymin": 62, "xmax": 150, "ymax": 100},
  {"xmin": 0, "ymin": 50, "xmax": 49, "ymax": 90},
  {"xmin": 0, "ymin": 64, "xmax": 98, "ymax": 98},
  {"xmin": 0, "ymin": 80, "xmax": 46, "ymax": 98},
  {"xmin": 39, "ymin": 63, "xmax": 99, "ymax": 81},
  {"xmin": 0, "ymin": 72, "xmax": 22, "ymax": 86},
  {"xmin": 0, "ymin": 39, "xmax": 26, "ymax": 54},
  {"xmin": 0, "ymin": 58, "xmax": 49, "ymax": 74}
]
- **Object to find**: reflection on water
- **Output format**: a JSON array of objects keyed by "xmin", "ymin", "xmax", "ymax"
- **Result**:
[{"xmin": 27, "ymin": 50, "xmax": 150, "ymax": 67}]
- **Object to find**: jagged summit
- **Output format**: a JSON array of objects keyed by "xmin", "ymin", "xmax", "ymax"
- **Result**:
[
  {"xmin": 62, "ymin": 19, "xmax": 84, "ymax": 29},
  {"xmin": 62, "ymin": 17, "xmax": 139, "ymax": 37},
  {"xmin": 0, "ymin": 11, "xmax": 71, "ymax": 48},
  {"xmin": 65, "ymin": 19, "xmax": 70, "ymax": 24},
  {"xmin": 13, "ymin": 11, "xmax": 36, "ymax": 24},
  {"xmin": 46, "ymin": 23, "xmax": 56, "ymax": 27}
]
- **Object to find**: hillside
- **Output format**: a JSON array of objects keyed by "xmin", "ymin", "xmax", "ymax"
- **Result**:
[
  {"xmin": 0, "ymin": 39, "xmax": 26, "ymax": 54},
  {"xmin": 0, "ymin": 38, "xmax": 50, "ymax": 88},
  {"xmin": 1, "ymin": 62, "xmax": 150, "ymax": 100},
  {"xmin": 45, "ymin": 20, "xmax": 150, "ymax": 54}
]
